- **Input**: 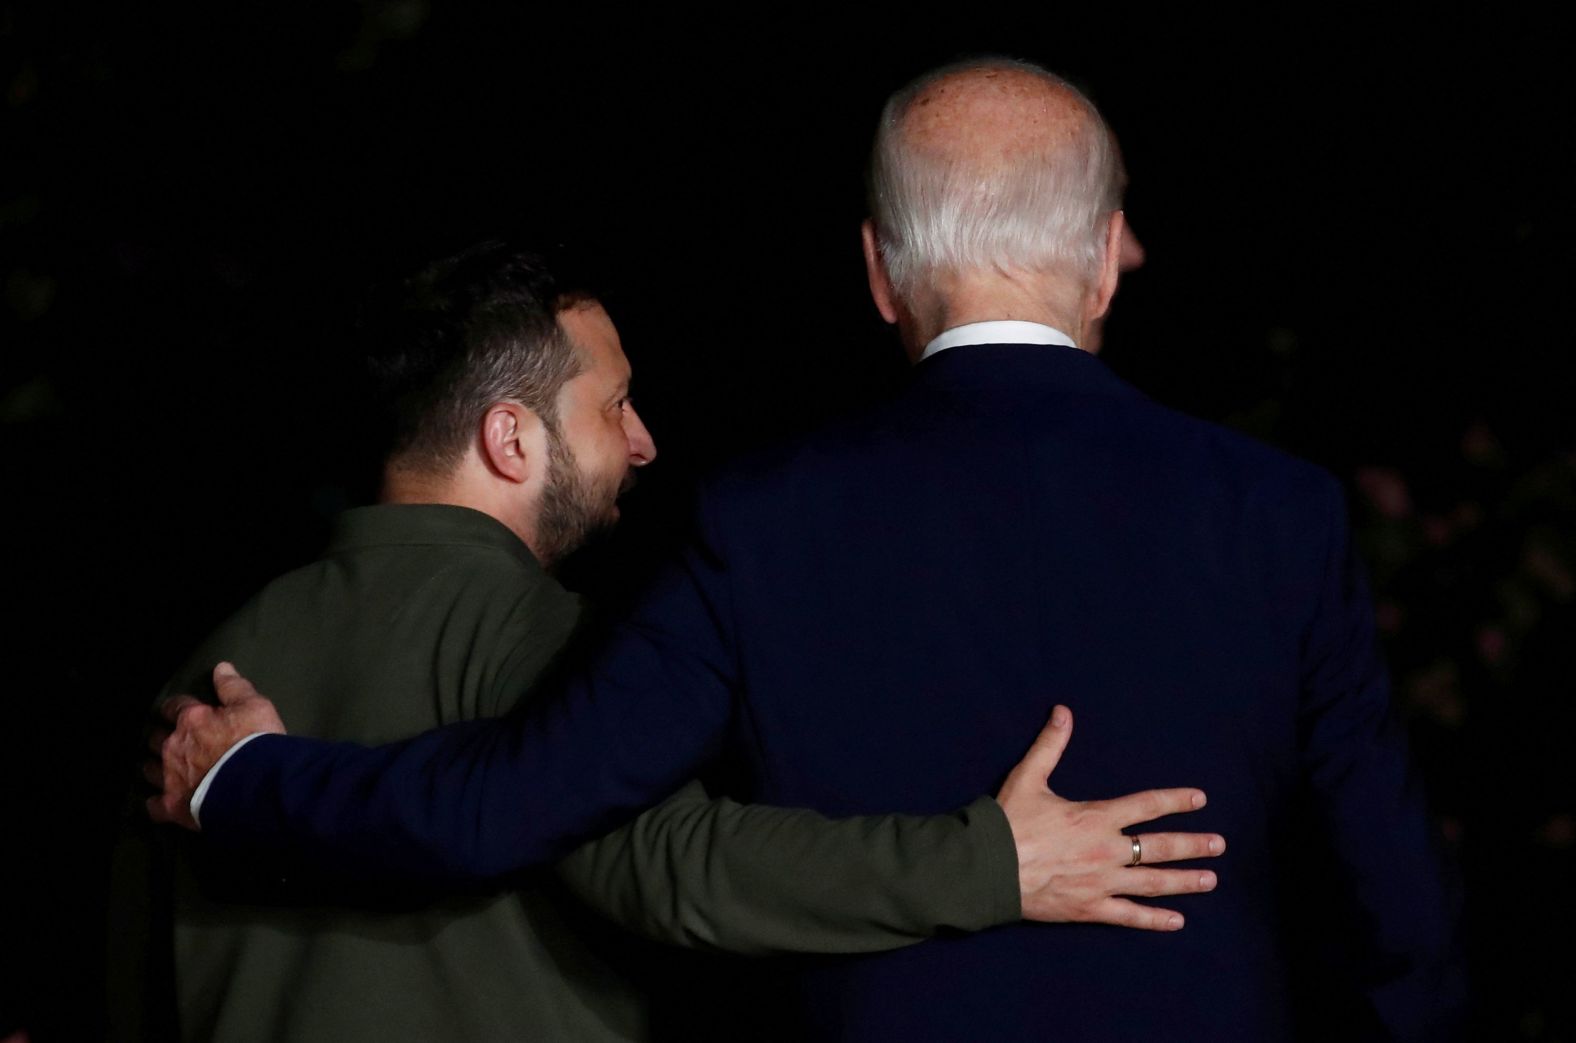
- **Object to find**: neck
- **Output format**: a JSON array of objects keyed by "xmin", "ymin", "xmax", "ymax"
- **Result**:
[
  {"xmin": 897, "ymin": 270, "xmax": 1094, "ymax": 361},
  {"xmin": 380, "ymin": 460, "xmax": 539, "ymax": 556}
]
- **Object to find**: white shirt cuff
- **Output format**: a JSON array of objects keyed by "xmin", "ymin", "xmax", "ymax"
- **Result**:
[{"xmin": 189, "ymin": 732, "xmax": 271, "ymax": 829}]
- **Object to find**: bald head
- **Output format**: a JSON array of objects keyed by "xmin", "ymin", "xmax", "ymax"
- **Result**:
[
  {"xmin": 901, "ymin": 64, "xmax": 1095, "ymax": 169},
  {"xmin": 867, "ymin": 58, "xmax": 1123, "ymax": 309}
]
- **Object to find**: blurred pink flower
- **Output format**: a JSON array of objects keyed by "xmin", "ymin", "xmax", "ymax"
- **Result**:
[
  {"xmin": 1404, "ymin": 660, "xmax": 1465, "ymax": 727},
  {"xmin": 1355, "ymin": 466, "xmax": 1413, "ymax": 520},
  {"xmin": 1460, "ymin": 421, "xmax": 1504, "ymax": 466}
]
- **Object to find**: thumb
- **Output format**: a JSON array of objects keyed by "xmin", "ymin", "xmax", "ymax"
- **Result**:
[
  {"xmin": 212, "ymin": 661, "xmax": 259, "ymax": 706},
  {"xmin": 1002, "ymin": 705, "xmax": 1073, "ymax": 796}
]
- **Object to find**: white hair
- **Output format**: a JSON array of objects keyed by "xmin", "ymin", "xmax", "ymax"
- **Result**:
[{"xmin": 867, "ymin": 58, "xmax": 1123, "ymax": 302}]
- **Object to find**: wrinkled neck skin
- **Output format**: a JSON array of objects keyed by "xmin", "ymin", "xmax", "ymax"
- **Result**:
[
  {"xmin": 893, "ymin": 267, "xmax": 1096, "ymax": 361},
  {"xmin": 863, "ymin": 215, "xmax": 1125, "ymax": 363}
]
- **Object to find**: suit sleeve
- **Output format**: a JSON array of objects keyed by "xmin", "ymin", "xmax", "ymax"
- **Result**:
[
  {"xmin": 196, "ymin": 504, "xmax": 742, "ymax": 885},
  {"xmin": 1298, "ymin": 480, "xmax": 1468, "ymax": 1040},
  {"xmin": 554, "ymin": 780, "xmax": 1020, "ymax": 955}
]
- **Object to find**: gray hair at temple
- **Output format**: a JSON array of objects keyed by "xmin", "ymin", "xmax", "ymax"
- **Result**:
[{"xmin": 866, "ymin": 57, "xmax": 1124, "ymax": 303}]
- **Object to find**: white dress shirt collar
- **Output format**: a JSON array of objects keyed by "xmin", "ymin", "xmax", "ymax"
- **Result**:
[{"xmin": 920, "ymin": 320, "xmax": 1078, "ymax": 361}]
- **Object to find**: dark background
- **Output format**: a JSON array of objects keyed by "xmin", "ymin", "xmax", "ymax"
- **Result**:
[{"xmin": 3, "ymin": 6, "xmax": 1572, "ymax": 1040}]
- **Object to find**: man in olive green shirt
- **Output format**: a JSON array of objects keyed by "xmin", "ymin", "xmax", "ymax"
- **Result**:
[
  {"xmin": 154, "ymin": 244, "xmax": 1025, "ymax": 1042},
  {"xmin": 144, "ymin": 242, "xmax": 1220, "ymax": 1041}
]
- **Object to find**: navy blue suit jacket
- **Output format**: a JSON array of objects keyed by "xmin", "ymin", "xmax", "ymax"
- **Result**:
[{"xmin": 204, "ymin": 344, "xmax": 1463, "ymax": 1039}]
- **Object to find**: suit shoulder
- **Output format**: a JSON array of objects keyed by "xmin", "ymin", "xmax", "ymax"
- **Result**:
[
  {"xmin": 1138, "ymin": 398, "xmax": 1342, "ymax": 507},
  {"xmin": 709, "ymin": 389, "xmax": 1337, "ymax": 497}
]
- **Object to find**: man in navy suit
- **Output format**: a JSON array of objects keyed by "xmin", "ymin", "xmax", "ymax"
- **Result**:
[{"xmin": 153, "ymin": 58, "xmax": 1463, "ymax": 1039}]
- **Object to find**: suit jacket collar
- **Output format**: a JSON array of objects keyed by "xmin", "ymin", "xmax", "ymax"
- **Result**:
[{"xmin": 913, "ymin": 342, "xmax": 1144, "ymax": 401}]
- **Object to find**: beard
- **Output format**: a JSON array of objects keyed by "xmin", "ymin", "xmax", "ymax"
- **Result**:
[{"xmin": 533, "ymin": 424, "xmax": 628, "ymax": 568}]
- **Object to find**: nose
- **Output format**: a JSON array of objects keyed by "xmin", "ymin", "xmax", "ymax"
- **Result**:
[
  {"xmin": 1119, "ymin": 221, "xmax": 1146, "ymax": 273},
  {"xmin": 623, "ymin": 403, "xmax": 657, "ymax": 466}
]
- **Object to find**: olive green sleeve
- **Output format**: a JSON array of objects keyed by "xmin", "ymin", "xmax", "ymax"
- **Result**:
[{"xmin": 554, "ymin": 780, "xmax": 1021, "ymax": 956}]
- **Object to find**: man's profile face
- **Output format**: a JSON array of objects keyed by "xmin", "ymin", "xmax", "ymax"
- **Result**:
[{"xmin": 533, "ymin": 301, "xmax": 656, "ymax": 563}]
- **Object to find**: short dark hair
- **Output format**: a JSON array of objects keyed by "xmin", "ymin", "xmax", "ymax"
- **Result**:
[{"xmin": 361, "ymin": 241, "xmax": 595, "ymax": 473}]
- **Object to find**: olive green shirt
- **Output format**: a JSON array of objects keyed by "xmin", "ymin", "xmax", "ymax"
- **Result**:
[{"xmin": 159, "ymin": 504, "xmax": 1018, "ymax": 1042}]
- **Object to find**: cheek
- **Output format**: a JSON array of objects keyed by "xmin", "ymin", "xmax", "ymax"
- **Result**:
[{"xmin": 593, "ymin": 423, "xmax": 631, "ymax": 477}]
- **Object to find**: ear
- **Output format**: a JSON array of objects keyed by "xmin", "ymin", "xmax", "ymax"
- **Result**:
[
  {"xmin": 861, "ymin": 220, "xmax": 900, "ymax": 325},
  {"xmin": 1089, "ymin": 210, "xmax": 1127, "ymax": 322},
  {"xmin": 478, "ymin": 401, "xmax": 544, "ymax": 484}
]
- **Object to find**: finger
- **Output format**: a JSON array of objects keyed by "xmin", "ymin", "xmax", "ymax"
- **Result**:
[
  {"xmin": 1127, "ymin": 831, "xmax": 1226, "ymax": 864},
  {"xmin": 147, "ymin": 727, "xmax": 170, "ymax": 755},
  {"xmin": 158, "ymin": 694, "xmax": 204, "ymax": 725},
  {"xmin": 1089, "ymin": 897, "xmax": 1184, "ymax": 932},
  {"xmin": 212, "ymin": 662, "xmax": 259, "ymax": 706},
  {"xmin": 1106, "ymin": 787, "xmax": 1207, "ymax": 828},
  {"xmin": 1003, "ymin": 705, "xmax": 1073, "ymax": 791},
  {"xmin": 141, "ymin": 758, "xmax": 163, "ymax": 788},
  {"xmin": 1112, "ymin": 867, "xmax": 1218, "ymax": 898}
]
